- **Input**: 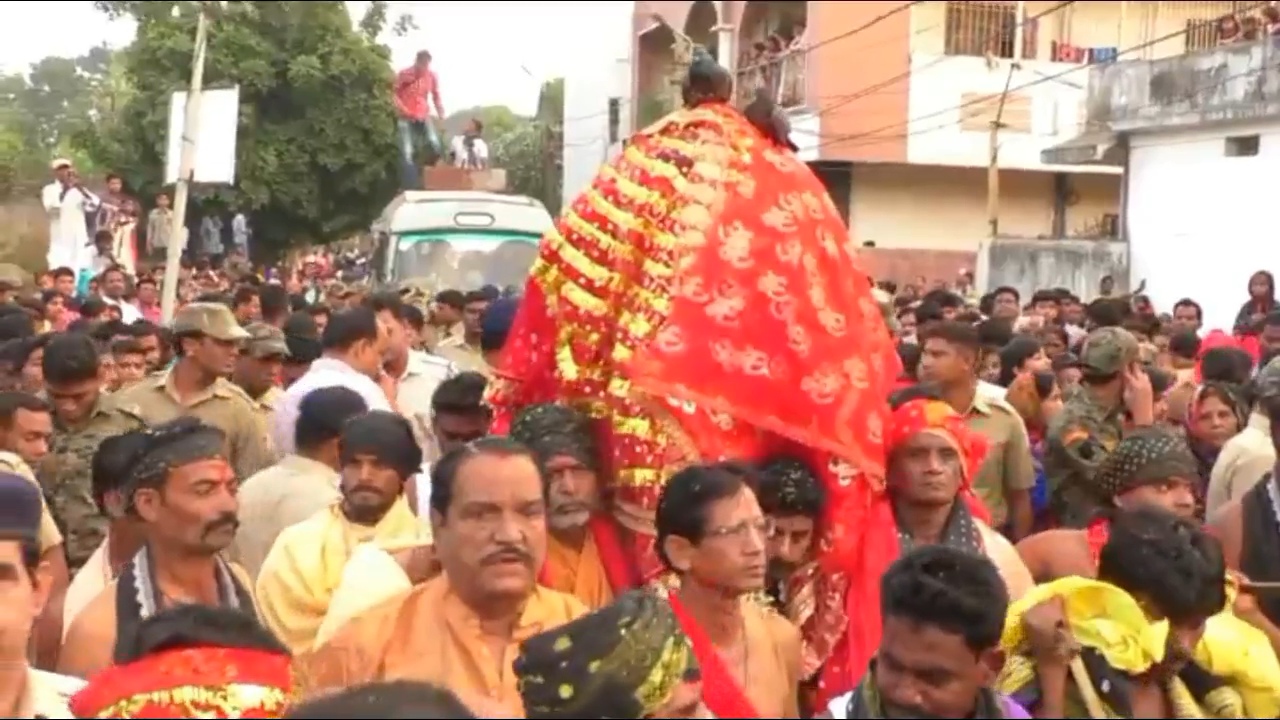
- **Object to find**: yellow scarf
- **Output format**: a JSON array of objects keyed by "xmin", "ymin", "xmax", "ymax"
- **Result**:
[
  {"xmin": 997, "ymin": 577, "xmax": 1280, "ymax": 718},
  {"xmin": 256, "ymin": 497, "xmax": 425, "ymax": 653}
]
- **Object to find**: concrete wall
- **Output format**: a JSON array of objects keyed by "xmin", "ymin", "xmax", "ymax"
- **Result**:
[
  {"xmin": 1126, "ymin": 119, "xmax": 1280, "ymax": 332},
  {"xmin": 1088, "ymin": 40, "xmax": 1280, "ymax": 132},
  {"xmin": 981, "ymin": 239, "xmax": 1128, "ymax": 299},
  {"xmin": 563, "ymin": 5, "xmax": 634, "ymax": 203},
  {"xmin": 848, "ymin": 164, "xmax": 1120, "ymax": 252}
]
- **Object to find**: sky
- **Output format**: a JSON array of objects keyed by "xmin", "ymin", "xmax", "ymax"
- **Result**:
[{"xmin": 1, "ymin": 0, "xmax": 633, "ymax": 116}]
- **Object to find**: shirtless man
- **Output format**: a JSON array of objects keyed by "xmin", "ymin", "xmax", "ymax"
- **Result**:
[
  {"xmin": 58, "ymin": 419, "xmax": 252, "ymax": 678},
  {"xmin": 656, "ymin": 462, "xmax": 803, "ymax": 718},
  {"xmin": 1017, "ymin": 426, "xmax": 1198, "ymax": 581}
]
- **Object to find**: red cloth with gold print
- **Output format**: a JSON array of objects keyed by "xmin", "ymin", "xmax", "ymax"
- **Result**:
[
  {"xmin": 69, "ymin": 646, "xmax": 293, "ymax": 718},
  {"xmin": 818, "ymin": 398, "xmax": 992, "ymax": 702},
  {"xmin": 489, "ymin": 99, "xmax": 899, "ymax": 694}
]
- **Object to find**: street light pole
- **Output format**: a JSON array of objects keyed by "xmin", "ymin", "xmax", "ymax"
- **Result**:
[{"xmin": 161, "ymin": 3, "xmax": 211, "ymax": 323}]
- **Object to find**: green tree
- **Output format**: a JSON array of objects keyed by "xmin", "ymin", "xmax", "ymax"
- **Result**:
[
  {"xmin": 87, "ymin": 0, "xmax": 412, "ymax": 254},
  {"xmin": 0, "ymin": 47, "xmax": 117, "ymax": 199},
  {"xmin": 490, "ymin": 78, "xmax": 564, "ymax": 214}
]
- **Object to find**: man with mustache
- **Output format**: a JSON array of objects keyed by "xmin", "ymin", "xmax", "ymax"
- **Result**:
[
  {"xmin": 821, "ymin": 387, "xmax": 1033, "ymax": 701},
  {"xmin": 296, "ymin": 437, "xmax": 586, "ymax": 715},
  {"xmin": 256, "ymin": 410, "xmax": 429, "ymax": 653},
  {"xmin": 58, "ymin": 418, "xmax": 255, "ymax": 679},
  {"xmin": 1016, "ymin": 427, "xmax": 1199, "ymax": 582},
  {"xmin": 655, "ymin": 462, "xmax": 803, "ymax": 718},
  {"xmin": 508, "ymin": 403, "xmax": 639, "ymax": 610}
]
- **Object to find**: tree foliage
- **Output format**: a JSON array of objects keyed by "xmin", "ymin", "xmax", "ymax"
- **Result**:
[
  {"xmin": 0, "ymin": 47, "xmax": 118, "ymax": 199},
  {"xmin": 489, "ymin": 78, "xmax": 564, "ymax": 214},
  {"xmin": 85, "ymin": 0, "xmax": 413, "ymax": 254}
]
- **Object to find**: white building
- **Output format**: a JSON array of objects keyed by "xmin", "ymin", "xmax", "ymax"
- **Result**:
[
  {"xmin": 1073, "ymin": 39, "xmax": 1280, "ymax": 332},
  {"xmin": 561, "ymin": 4, "xmax": 635, "ymax": 202}
]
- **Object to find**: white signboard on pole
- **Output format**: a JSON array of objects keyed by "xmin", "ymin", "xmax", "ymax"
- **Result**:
[{"xmin": 164, "ymin": 86, "xmax": 240, "ymax": 185}]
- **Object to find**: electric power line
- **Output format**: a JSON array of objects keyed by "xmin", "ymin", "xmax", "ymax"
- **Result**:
[
  {"xmin": 815, "ymin": 1, "xmax": 1273, "ymax": 152},
  {"xmin": 807, "ymin": 0, "xmax": 1076, "ymax": 124}
]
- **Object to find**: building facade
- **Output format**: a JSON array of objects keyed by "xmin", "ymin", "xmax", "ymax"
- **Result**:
[
  {"xmin": 561, "ymin": 3, "xmax": 637, "ymax": 202},
  {"xmin": 1080, "ymin": 34, "xmax": 1280, "ymax": 332},
  {"xmin": 630, "ymin": 0, "xmax": 1247, "ymax": 281}
]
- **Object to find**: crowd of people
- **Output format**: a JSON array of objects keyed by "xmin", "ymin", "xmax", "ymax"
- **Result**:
[
  {"xmin": 1215, "ymin": 3, "xmax": 1280, "ymax": 46},
  {"xmin": 736, "ymin": 23, "xmax": 807, "ymax": 108},
  {"xmin": 3, "ymin": 41, "xmax": 1280, "ymax": 720}
]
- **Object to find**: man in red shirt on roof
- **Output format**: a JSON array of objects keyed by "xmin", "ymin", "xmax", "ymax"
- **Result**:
[{"xmin": 395, "ymin": 50, "xmax": 445, "ymax": 189}]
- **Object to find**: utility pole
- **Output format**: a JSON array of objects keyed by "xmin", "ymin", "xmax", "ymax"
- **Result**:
[
  {"xmin": 161, "ymin": 3, "xmax": 212, "ymax": 323},
  {"xmin": 987, "ymin": 62, "xmax": 1018, "ymax": 244}
]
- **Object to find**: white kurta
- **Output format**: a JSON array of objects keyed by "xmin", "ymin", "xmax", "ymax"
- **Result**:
[{"xmin": 41, "ymin": 182, "xmax": 100, "ymax": 275}]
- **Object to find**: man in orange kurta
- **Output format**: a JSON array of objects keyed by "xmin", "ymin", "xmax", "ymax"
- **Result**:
[
  {"xmin": 294, "ymin": 439, "xmax": 586, "ymax": 716},
  {"xmin": 509, "ymin": 403, "xmax": 639, "ymax": 609}
]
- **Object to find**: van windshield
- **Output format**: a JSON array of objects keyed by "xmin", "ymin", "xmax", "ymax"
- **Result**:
[{"xmin": 392, "ymin": 230, "xmax": 541, "ymax": 289}]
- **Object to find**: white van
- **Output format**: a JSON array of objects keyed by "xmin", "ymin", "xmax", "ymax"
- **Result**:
[{"xmin": 372, "ymin": 191, "xmax": 555, "ymax": 290}]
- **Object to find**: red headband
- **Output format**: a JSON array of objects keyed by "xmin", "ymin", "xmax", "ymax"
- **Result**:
[
  {"xmin": 819, "ymin": 397, "xmax": 993, "ymax": 702},
  {"xmin": 70, "ymin": 646, "xmax": 293, "ymax": 718},
  {"xmin": 886, "ymin": 398, "xmax": 990, "ymax": 487}
]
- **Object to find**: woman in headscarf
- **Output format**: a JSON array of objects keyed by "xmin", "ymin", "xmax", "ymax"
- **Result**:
[
  {"xmin": 1185, "ymin": 382, "xmax": 1247, "ymax": 517},
  {"xmin": 1233, "ymin": 270, "xmax": 1276, "ymax": 336}
]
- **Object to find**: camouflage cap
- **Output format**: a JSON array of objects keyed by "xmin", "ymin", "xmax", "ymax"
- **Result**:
[
  {"xmin": 1079, "ymin": 326, "xmax": 1139, "ymax": 376},
  {"xmin": 171, "ymin": 302, "xmax": 251, "ymax": 342},
  {"xmin": 1254, "ymin": 355, "xmax": 1280, "ymax": 401},
  {"xmin": 242, "ymin": 322, "xmax": 290, "ymax": 359}
]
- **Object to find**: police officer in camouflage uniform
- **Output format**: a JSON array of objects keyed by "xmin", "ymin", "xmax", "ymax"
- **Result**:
[
  {"xmin": 39, "ymin": 333, "xmax": 145, "ymax": 571},
  {"xmin": 115, "ymin": 303, "xmax": 275, "ymax": 482},
  {"xmin": 1043, "ymin": 326, "xmax": 1155, "ymax": 528}
]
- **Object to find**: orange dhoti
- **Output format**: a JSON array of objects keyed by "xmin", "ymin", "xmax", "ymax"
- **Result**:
[{"xmin": 489, "ymin": 101, "xmax": 899, "ymax": 699}]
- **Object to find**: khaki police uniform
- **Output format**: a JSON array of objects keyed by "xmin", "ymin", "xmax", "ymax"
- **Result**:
[{"xmin": 114, "ymin": 303, "xmax": 273, "ymax": 481}]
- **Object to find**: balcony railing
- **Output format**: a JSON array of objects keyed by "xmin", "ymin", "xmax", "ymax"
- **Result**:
[
  {"xmin": 924, "ymin": 0, "xmax": 1278, "ymax": 64},
  {"xmin": 735, "ymin": 40, "xmax": 808, "ymax": 110}
]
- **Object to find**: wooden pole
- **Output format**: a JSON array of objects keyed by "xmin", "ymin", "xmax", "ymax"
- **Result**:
[{"xmin": 987, "ymin": 62, "xmax": 1018, "ymax": 244}]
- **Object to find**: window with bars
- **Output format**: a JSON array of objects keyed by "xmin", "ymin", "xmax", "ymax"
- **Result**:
[
  {"xmin": 945, "ymin": 0, "xmax": 1014, "ymax": 57},
  {"xmin": 944, "ymin": 0, "xmax": 1037, "ymax": 60},
  {"xmin": 1185, "ymin": 18, "xmax": 1222, "ymax": 51}
]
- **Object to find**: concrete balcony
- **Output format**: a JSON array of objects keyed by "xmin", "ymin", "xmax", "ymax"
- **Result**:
[{"xmin": 1086, "ymin": 38, "xmax": 1280, "ymax": 133}]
